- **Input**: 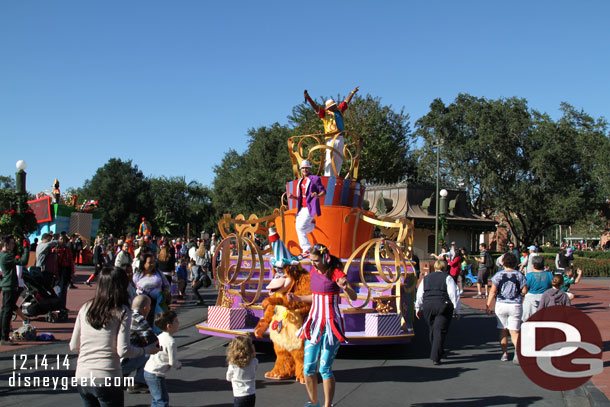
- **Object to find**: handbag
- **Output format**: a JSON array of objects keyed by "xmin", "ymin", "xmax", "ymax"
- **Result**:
[{"xmin": 201, "ymin": 270, "xmax": 212, "ymax": 288}]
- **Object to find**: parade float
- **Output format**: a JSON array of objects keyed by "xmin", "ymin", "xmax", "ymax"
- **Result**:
[
  {"xmin": 27, "ymin": 179, "xmax": 101, "ymax": 246},
  {"xmin": 197, "ymin": 129, "xmax": 418, "ymax": 345}
]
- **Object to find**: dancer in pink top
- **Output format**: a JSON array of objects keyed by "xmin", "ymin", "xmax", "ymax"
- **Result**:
[{"xmin": 288, "ymin": 244, "xmax": 357, "ymax": 407}]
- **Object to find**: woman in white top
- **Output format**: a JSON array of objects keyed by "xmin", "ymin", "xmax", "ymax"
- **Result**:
[{"xmin": 70, "ymin": 266, "xmax": 158, "ymax": 407}]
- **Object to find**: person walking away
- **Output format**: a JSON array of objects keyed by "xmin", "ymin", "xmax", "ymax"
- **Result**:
[
  {"xmin": 288, "ymin": 244, "xmax": 357, "ymax": 407},
  {"xmin": 415, "ymin": 259, "xmax": 460, "ymax": 365},
  {"xmin": 538, "ymin": 274, "xmax": 571, "ymax": 309},
  {"xmin": 156, "ymin": 240, "xmax": 175, "ymax": 286},
  {"xmin": 522, "ymin": 256, "xmax": 553, "ymax": 321},
  {"xmin": 123, "ymin": 295, "xmax": 159, "ymax": 394},
  {"xmin": 55, "ymin": 235, "xmax": 75, "ymax": 312},
  {"xmin": 555, "ymin": 245, "xmax": 571, "ymax": 274},
  {"xmin": 226, "ymin": 335, "xmax": 258, "ymax": 407},
  {"xmin": 525, "ymin": 245, "xmax": 540, "ymax": 275},
  {"xmin": 0, "ymin": 235, "xmax": 30, "ymax": 346},
  {"xmin": 69, "ymin": 267, "xmax": 158, "ymax": 406},
  {"xmin": 144, "ymin": 310, "xmax": 181, "ymax": 407},
  {"xmin": 486, "ymin": 253, "xmax": 527, "ymax": 363},
  {"xmin": 189, "ymin": 260, "xmax": 208, "ymax": 306},
  {"xmin": 85, "ymin": 237, "xmax": 105, "ymax": 286}
]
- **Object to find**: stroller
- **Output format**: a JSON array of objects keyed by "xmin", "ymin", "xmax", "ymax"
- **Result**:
[
  {"xmin": 463, "ymin": 264, "xmax": 478, "ymax": 287},
  {"xmin": 19, "ymin": 267, "xmax": 68, "ymax": 323}
]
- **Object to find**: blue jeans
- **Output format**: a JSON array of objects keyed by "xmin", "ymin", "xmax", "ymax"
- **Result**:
[
  {"xmin": 144, "ymin": 371, "xmax": 169, "ymax": 407},
  {"xmin": 77, "ymin": 385, "xmax": 124, "ymax": 407},
  {"xmin": 121, "ymin": 354, "xmax": 149, "ymax": 384},
  {"xmin": 55, "ymin": 268, "xmax": 70, "ymax": 310}
]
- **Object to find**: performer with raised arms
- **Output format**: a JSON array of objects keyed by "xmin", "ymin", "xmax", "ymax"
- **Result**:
[{"xmin": 304, "ymin": 86, "xmax": 359, "ymax": 176}]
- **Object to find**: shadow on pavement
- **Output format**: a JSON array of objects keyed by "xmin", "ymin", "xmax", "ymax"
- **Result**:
[
  {"xmin": 411, "ymin": 395, "xmax": 544, "ymax": 406},
  {"xmin": 335, "ymin": 364, "xmax": 475, "ymax": 383}
]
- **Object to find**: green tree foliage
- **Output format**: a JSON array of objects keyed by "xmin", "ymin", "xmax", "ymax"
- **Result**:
[
  {"xmin": 0, "ymin": 175, "xmax": 15, "ymax": 190},
  {"xmin": 0, "ymin": 176, "xmax": 17, "ymax": 214},
  {"xmin": 212, "ymin": 124, "xmax": 293, "ymax": 216},
  {"xmin": 289, "ymin": 94, "xmax": 415, "ymax": 183},
  {"xmin": 415, "ymin": 94, "xmax": 609, "ymax": 245},
  {"xmin": 78, "ymin": 158, "xmax": 153, "ymax": 235},
  {"xmin": 149, "ymin": 176, "xmax": 214, "ymax": 236}
]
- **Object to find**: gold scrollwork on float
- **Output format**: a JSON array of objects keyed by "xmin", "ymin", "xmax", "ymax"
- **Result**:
[
  {"xmin": 342, "ymin": 238, "xmax": 410, "ymax": 311},
  {"xmin": 287, "ymin": 130, "xmax": 362, "ymax": 180},
  {"xmin": 213, "ymin": 233, "xmax": 266, "ymax": 307},
  {"xmin": 214, "ymin": 210, "xmax": 283, "ymax": 307},
  {"xmin": 344, "ymin": 208, "xmax": 414, "ymax": 260}
]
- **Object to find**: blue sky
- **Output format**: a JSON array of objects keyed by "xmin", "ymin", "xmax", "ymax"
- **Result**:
[{"xmin": 1, "ymin": 1, "xmax": 608, "ymax": 196}]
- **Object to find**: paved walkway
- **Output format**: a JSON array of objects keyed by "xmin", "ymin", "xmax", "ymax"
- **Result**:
[
  {"xmin": 0, "ymin": 266, "xmax": 196, "ymax": 353},
  {"xmin": 1, "ymin": 269, "xmax": 608, "ymax": 406},
  {"xmin": 459, "ymin": 277, "xmax": 610, "ymax": 402}
]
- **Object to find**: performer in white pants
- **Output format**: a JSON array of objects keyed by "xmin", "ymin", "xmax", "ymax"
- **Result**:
[
  {"xmin": 287, "ymin": 160, "xmax": 326, "ymax": 257},
  {"xmin": 304, "ymin": 86, "xmax": 359, "ymax": 177}
]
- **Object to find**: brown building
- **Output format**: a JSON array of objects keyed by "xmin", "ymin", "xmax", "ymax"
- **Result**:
[{"xmin": 363, "ymin": 183, "xmax": 497, "ymax": 260}]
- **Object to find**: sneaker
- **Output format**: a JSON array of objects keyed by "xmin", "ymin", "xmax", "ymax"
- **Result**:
[
  {"xmin": 432, "ymin": 360, "xmax": 441, "ymax": 365},
  {"xmin": 127, "ymin": 382, "xmax": 149, "ymax": 394},
  {"xmin": 473, "ymin": 294, "xmax": 482, "ymax": 299},
  {"xmin": 459, "ymin": 289, "xmax": 464, "ymax": 295},
  {"xmin": 22, "ymin": 318, "xmax": 30, "ymax": 326},
  {"xmin": 69, "ymin": 284, "xmax": 78, "ymax": 289},
  {"xmin": 304, "ymin": 403, "xmax": 320, "ymax": 407},
  {"xmin": 512, "ymin": 354, "xmax": 519, "ymax": 365},
  {"xmin": 501, "ymin": 353, "xmax": 508, "ymax": 362},
  {"xmin": 85, "ymin": 281, "xmax": 92, "ymax": 287}
]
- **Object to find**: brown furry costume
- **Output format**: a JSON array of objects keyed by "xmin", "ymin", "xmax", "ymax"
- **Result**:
[{"xmin": 254, "ymin": 265, "xmax": 311, "ymax": 383}]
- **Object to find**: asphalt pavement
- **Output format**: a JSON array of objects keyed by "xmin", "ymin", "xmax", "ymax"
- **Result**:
[{"xmin": 0, "ymin": 283, "xmax": 608, "ymax": 406}]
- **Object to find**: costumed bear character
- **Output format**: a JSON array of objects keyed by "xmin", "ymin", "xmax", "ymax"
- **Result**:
[{"xmin": 254, "ymin": 228, "xmax": 311, "ymax": 383}]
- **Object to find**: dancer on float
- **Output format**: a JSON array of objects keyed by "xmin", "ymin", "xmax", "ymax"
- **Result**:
[
  {"xmin": 287, "ymin": 160, "xmax": 326, "ymax": 259},
  {"xmin": 288, "ymin": 244, "xmax": 357, "ymax": 407},
  {"xmin": 304, "ymin": 86, "xmax": 359, "ymax": 176}
]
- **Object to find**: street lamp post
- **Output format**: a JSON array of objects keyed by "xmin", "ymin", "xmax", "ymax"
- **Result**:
[
  {"xmin": 15, "ymin": 160, "xmax": 27, "ymax": 215},
  {"xmin": 434, "ymin": 141, "xmax": 441, "ymax": 254}
]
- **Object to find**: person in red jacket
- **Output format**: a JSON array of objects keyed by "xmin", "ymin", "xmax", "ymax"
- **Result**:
[
  {"xmin": 54, "ymin": 235, "xmax": 75, "ymax": 312},
  {"xmin": 447, "ymin": 248, "xmax": 463, "ymax": 284}
]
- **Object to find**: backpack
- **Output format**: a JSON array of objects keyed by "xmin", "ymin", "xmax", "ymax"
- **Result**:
[{"xmin": 484, "ymin": 252, "xmax": 494, "ymax": 268}]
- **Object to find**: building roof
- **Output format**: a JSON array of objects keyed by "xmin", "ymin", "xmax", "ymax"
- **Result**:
[{"xmin": 364, "ymin": 183, "xmax": 497, "ymax": 232}]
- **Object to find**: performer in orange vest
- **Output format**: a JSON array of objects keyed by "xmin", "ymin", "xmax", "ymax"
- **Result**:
[{"xmin": 139, "ymin": 217, "xmax": 152, "ymax": 236}]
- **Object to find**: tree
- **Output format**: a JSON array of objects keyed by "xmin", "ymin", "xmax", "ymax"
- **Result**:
[
  {"xmin": 212, "ymin": 124, "xmax": 293, "ymax": 217},
  {"xmin": 149, "ymin": 176, "xmax": 214, "ymax": 236},
  {"xmin": 414, "ymin": 94, "xmax": 610, "ymax": 245},
  {"xmin": 78, "ymin": 158, "xmax": 152, "ymax": 235},
  {"xmin": 0, "ymin": 175, "xmax": 15, "ymax": 191},
  {"xmin": 288, "ymin": 93, "xmax": 415, "ymax": 183}
]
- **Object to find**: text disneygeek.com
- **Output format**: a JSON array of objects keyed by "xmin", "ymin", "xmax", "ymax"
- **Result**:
[{"xmin": 9, "ymin": 372, "xmax": 135, "ymax": 391}]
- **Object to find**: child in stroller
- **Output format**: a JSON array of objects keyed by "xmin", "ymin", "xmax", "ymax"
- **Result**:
[{"xmin": 19, "ymin": 267, "xmax": 68, "ymax": 323}]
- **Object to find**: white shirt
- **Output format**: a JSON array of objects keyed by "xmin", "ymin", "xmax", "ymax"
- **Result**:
[
  {"xmin": 226, "ymin": 358, "xmax": 258, "ymax": 397},
  {"xmin": 144, "ymin": 331, "xmax": 181, "ymax": 377},
  {"xmin": 414, "ymin": 272, "xmax": 460, "ymax": 315}
]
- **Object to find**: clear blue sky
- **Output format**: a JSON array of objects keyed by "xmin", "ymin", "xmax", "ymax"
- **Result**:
[{"xmin": 2, "ymin": 1, "xmax": 608, "ymax": 196}]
